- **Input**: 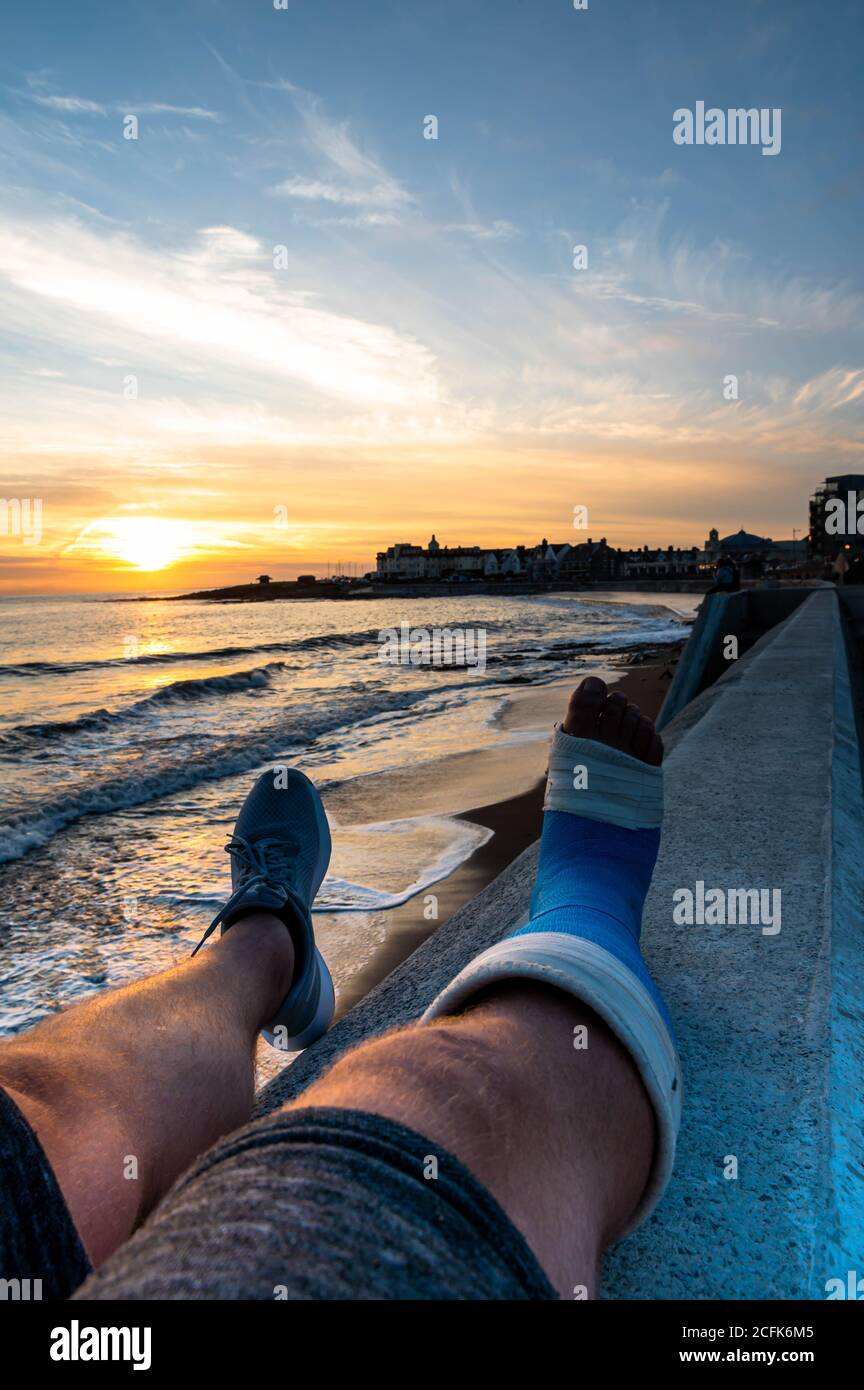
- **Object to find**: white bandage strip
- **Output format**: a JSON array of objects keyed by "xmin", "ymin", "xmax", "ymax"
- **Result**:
[{"xmin": 544, "ymin": 725, "xmax": 664, "ymax": 830}]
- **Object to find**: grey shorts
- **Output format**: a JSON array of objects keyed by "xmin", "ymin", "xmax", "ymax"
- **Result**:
[
  {"xmin": 0, "ymin": 1085, "xmax": 91, "ymax": 1300},
  {"xmin": 1, "ymin": 1088, "xmax": 555, "ymax": 1300}
]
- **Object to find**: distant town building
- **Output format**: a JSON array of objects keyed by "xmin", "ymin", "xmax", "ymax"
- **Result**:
[
  {"xmin": 809, "ymin": 474, "xmax": 864, "ymax": 560},
  {"xmin": 256, "ymin": 574, "xmax": 271, "ymax": 585},
  {"xmin": 562, "ymin": 538, "xmax": 618, "ymax": 581},
  {"xmin": 619, "ymin": 545, "xmax": 702, "ymax": 580},
  {"xmin": 376, "ymin": 536, "xmax": 569, "ymax": 582},
  {"xmin": 373, "ymin": 524, "xmax": 805, "ymax": 586},
  {"xmin": 705, "ymin": 528, "xmax": 769, "ymax": 559},
  {"xmin": 703, "ymin": 527, "xmax": 803, "ymax": 576},
  {"xmin": 376, "ymin": 543, "xmax": 428, "ymax": 580},
  {"xmin": 297, "ymin": 575, "xmax": 316, "ymax": 585},
  {"xmin": 483, "ymin": 547, "xmax": 523, "ymax": 577},
  {"xmin": 427, "ymin": 542, "xmax": 485, "ymax": 579}
]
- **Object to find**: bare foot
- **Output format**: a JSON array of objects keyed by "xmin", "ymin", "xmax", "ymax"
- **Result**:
[{"xmin": 562, "ymin": 677, "xmax": 663, "ymax": 767}]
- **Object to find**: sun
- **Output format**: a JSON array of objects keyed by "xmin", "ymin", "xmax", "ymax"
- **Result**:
[{"xmin": 96, "ymin": 517, "xmax": 188, "ymax": 571}]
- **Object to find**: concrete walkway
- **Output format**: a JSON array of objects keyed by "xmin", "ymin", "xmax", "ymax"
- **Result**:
[{"xmin": 258, "ymin": 590, "xmax": 863, "ymax": 1300}]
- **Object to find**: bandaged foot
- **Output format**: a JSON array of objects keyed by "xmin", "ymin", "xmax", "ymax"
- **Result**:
[{"xmin": 424, "ymin": 678, "xmax": 682, "ymax": 1234}]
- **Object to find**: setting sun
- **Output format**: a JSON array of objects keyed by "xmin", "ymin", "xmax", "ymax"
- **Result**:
[
  {"xmin": 105, "ymin": 517, "xmax": 188, "ymax": 571},
  {"xmin": 67, "ymin": 516, "xmax": 191, "ymax": 572}
]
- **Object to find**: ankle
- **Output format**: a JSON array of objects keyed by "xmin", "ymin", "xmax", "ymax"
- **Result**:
[{"xmin": 214, "ymin": 914, "xmax": 296, "ymax": 1024}]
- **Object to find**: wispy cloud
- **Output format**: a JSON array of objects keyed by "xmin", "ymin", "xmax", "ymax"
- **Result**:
[
  {"xmin": 275, "ymin": 90, "xmax": 415, "ymax": 215},
  {"xmin": 793, "ymin": 367, "xmax": 864, "ymax": 412},
  {"xmin": 271, "ymin": 176, "xmax": 407, "ymax": 208},
  {"xmin": 295, "ymin": 211, "xmax": 401, "ymax": 229},
  {"xmin": 442, "ymin": 219, "xmax": 518, "ymax": 241},
  {"xmin": 124, "ymin": 102, "xmax": 219, "ymax": 120},
  {"xmin": 0, "ymin": 215, "xmax": 438, "ymax": 408},
  {"xmin": 31, "ymin": 94, "xmax": 106, "ymax": 114},
  {"xmin": 25, "ymin": 90, "xmax": 218, "ymax": 121},
  {"xmin": 556, "ymin": 201, "xmax": 863, "ymax": 335}
]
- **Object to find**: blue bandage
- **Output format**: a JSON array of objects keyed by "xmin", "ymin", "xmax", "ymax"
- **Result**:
[{"xmin": 514, "ymin": 810, "xmax": 672, "ymax": 1033}]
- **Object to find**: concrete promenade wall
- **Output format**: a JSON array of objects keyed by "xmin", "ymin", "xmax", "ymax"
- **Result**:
[
  {"xmin": 658, "ymin": 586, "xmax": 814, "ymax": 730},
  {"xmin": 258, "ymin": 590, "xmax": 863, "ymax": 1300}
]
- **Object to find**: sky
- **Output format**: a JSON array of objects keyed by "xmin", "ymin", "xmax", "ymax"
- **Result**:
[{"xmin": 0, "ymin": 0, "xmax": 862, "ymax": 592}]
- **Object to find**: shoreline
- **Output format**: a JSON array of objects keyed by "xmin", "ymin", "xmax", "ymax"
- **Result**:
[{"xmin": 124, "ymin": 579, "xmax": 711, "ymax": 604}]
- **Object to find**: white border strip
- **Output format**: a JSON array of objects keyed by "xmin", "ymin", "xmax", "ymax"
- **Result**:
[{"xmin": 544, "ymin": 725, "xmax": 664, "ymax": 830}]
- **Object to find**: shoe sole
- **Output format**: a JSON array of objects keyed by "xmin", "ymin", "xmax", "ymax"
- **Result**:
[
  {"xmin": 261, "ymin": 768, "xmax": 335, "ymax": 1051},
  {"xmin": 264, "ymin": 947, "xmax": 335, "ymax": 1052}
]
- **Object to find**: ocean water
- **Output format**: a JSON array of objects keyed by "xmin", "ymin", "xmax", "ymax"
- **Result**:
[{"xmin": 0, "ymin": 590, "xmax": 697, "ymax": 1053}]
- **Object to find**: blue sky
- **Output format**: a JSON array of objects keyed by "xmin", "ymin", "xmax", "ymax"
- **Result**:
[{"xmin": 0, "ymin": 0, "xmax": 862, "ymax": 588}]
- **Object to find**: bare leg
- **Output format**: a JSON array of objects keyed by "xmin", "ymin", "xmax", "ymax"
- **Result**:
[
  {"xmin": 285, "ymin": 982, "xmax": 654, "ymax": 1298},
  {"xmin": 0, "ymin": 915, "xmax": 293, "ymax": 1265}
]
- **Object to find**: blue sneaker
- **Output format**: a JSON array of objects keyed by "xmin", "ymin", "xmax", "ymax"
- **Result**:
[{"xmin": 192, "ymin": 767, "xmax": 335, "ymax": 1050}]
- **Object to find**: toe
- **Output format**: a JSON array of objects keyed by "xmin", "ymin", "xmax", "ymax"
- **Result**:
[
  {"xmin": 563, "ymin": 680, "xmax": 663, "ymax": 766},
  {"xmin": 646, "ymin": 731, "xmax": 664, "ymax": 767},
  {"xmin": 620, "ymin": 701, "xmax": 641, "ymax": 750},
  {"xmin": 632, "ymin": 714, "xmax": 655, "ymax": 761},
  {"xmin": 598, "ymin": 690, "xmax": 628, "ymax": 745},
  {"xmin": 563, "ymin": 677, "xmax": 607, "ymax": 736}
]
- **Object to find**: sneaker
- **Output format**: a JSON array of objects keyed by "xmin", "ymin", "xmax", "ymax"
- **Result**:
[{"xmin": 192, "ymin": 767, "xmax": 335, "ymax": 1050}]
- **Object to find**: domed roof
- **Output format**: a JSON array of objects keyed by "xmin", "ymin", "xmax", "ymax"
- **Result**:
[{"xmin": 719, "ymin": 528, "xmax": 770, "ymax": 549}]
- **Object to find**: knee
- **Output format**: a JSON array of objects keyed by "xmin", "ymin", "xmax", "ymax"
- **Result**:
[
  {"xmin": 0, "ymin": 1036, "xmax": 97, "ymax": 1148},
  {"xmin": 0, "ymin": 1037, "xmax": 66, "ymax": 1108},
  {"xmin": 308, "ymin": 1014, "xmax": 522, "ymax": 1145}
]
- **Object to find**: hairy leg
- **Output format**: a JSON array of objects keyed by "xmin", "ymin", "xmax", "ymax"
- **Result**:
[{"xmin": 0, "ymin": 915, "xmax": 293, "ymax": 1265}]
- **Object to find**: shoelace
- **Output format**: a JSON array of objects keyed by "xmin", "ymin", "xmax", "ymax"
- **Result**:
[
  {"xmin": 224, "ymin": 831, "xmax": 299, "ymax": 886},
  {"xmin": 190, "ymin": 832, "xmax": 296, "ymax": 957}
]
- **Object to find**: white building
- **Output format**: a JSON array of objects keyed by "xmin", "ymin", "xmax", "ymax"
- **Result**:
[{"xmin": 375, "ymin": 543, "xmax": 427, "ymax": 580}]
